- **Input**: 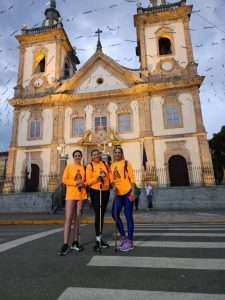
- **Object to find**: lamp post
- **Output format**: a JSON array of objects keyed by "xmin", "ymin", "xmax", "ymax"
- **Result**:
[
  {"xmin": 57, "ymin": 144, "xmax": 69, "ymax": 177},
  {"xmin": 101, "ymin": 142, "xmax": 113, "ymax": 164}
]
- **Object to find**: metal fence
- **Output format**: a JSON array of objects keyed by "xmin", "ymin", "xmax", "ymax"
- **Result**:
[{"xmin": 0, "ymin": 165, "xmax": 223, "ymax": 194}]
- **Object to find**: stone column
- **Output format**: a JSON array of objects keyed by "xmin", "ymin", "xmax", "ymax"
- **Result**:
[
  {"xmin": 197, "ymin": 134, "xmax": 215, "ymax": 185},
  {"xmin": 183, "ymin": 16, "xmax": 194, "ymax": 63},
  {"xmin": 192, "ymin": 89, "xmax": 205, "ymax": 133},
  {"xmin": 84, "ymin": 105, "xmax": 93, "ymax": 131},
  {"xmin": 15, "ymin": 46, "xmax": 25, "ymax": 97},
  {"xmin": 55, "ymin": 39, "xmax": 62, "ymax": 81},
  {"xmin": 3, "ymin": 109, "xmax": 20, "ymax": 193},
  {"xmin": 139, "ymin": 96, "xmax": 153, "ymax": 137},
  {"xmin": 138, "ymin": 22, "xmax": 148, "ymax": 73},
  {"xmin": 107, "ymin": 102, "xmax": 117, "ymax": 132},
  {"xmin": 2, "ymin": 148, "xmax": 17, "ymax": 193},
  {"xmin": 48, "ymin": 104, "xmax": 65, "ymax": 191}
]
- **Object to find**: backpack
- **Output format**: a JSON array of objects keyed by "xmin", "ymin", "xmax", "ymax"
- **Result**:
[{"xmin": 88, "ymin": 161, "xmax": 109, "ymax": 173}]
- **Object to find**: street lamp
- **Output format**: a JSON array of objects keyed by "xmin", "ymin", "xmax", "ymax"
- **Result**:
[{"xmin": 57, "ymin": 144, "xmax": 69, "ymax": 177}]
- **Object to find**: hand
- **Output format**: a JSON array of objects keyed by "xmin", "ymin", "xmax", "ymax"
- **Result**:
[
  {"xmin": 128, "ymin": 193, "xmax": 136, "ymax": 202},
  {"xmin": 77, "ymin": 182, "xmax": 85, "ymax": 191},
  {"xmin": 97, "ymin": 176, "xmax": 104, "ymax": 183}
]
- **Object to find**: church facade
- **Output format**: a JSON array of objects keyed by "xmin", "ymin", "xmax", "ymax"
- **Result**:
[{"xmin": 3, "ymin": 0, "xmax": 214, "ymax": 192}]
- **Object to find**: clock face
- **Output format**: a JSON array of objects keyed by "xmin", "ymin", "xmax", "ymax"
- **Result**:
[
  {"xmin": 34, "ymin": 78, "xmax": 44, "ymax": 88},
  {"xmin": 161, "ymin": 62, "xmax": 173, "ymax": 71}
]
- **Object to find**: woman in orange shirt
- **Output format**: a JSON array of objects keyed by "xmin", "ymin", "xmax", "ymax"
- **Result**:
[
  {"xmin": 110, "ymin": 146, "xmax": 136, "ymax": 252},
  {"xmin": 86, "ymin": 149, "xmax": 110, "ymax": 252},
  {"xmin": 58, "ymin": 150, "xmax": 87, "ymax": 256}
]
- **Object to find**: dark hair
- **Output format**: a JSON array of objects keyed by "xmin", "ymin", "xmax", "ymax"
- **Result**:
[
  {"xmin": 91, "ymin": 149, "xmax": 100, "ymax": 156},
  {"xmin": 113, "ymin": 146, "xmax": 123, "ymax": 154},
  {"xmin": 113, "ymin": 146, "xmax": 124, "ymax": 159},
  {"xmin": 72, "ymin": 150, "xmax": 82, "ymax": 158}
]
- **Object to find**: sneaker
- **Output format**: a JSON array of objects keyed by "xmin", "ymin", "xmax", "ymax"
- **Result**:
[
  {"xmin": 119, "ymin": 237, "xmax": 126, "ymax": 249},
  {"xmin": 71, "ymin": 241, "xmax": 84, "ymax": 252},
  {"xmin": 58, "ymin": 244, "xmax": 70, "ymax": 256},
  {"xmin": 101, "ymin": 240, "xmax": 110, "ymax": 249},
  {"xmin": 119, "ymin": 240, "xmax": 134, "ymax": 252},
  {"xmin": 93, "ymin": 241, "xmax": 101, "ymax": 252}
]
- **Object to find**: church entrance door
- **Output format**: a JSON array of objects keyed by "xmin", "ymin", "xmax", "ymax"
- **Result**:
[
  {"xmin": 24, "ymin": 164, "xmax": 40, "ymax": 192},
  {"xmin": 168, "ymin": 155, "xmax": 190, "ymax": 186}
]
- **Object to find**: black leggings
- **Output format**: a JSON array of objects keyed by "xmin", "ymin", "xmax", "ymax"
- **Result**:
[{"xmin": 90, "ymin": 189, "xmax": 110, "ymax": 236}]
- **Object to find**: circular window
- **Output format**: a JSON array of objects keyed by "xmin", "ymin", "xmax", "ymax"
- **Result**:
[{"xmin": 96, "ymin": 78, "xmax": 104, "ymax": 85}]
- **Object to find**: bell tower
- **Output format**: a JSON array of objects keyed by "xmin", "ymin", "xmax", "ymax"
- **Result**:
[
  {"xmin": 135, "ymin": 0, "xmax": 194, "ymax": 76},
  {"xmin": 15, "ymin": 0, "xmax": 80, "ymax": 98}
]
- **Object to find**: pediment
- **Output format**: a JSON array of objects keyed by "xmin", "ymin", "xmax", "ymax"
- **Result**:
[{"xmin": 57, "ymin": 51, "xmax": 143, "ymax": 94}]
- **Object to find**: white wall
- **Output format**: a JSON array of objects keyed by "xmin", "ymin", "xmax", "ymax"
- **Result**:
[
  {"xmin": 17, "ymin": 109, "xmax": 53, "ymax": 146},
  {"xmin": 122, "ymin": 142, "xmax": 142, "ymax": 170},
  {"xmin": 74, "ymin": 63, "xmax": 128, "ymax": 93},
  {"xmin": 15, "ymin": 148, "xmax": 51, "ymax": 176},
  {"xmin": 151, "ymin": 93, "xmax": 196, "ymax": 136},
  {"xmin": 41, "ymin": 148, "xmax": 51, "ymax": 175},
  {"xmin": 145, "ymin": 20, "xmax": 188, "ymax": 72},
  {"xmin": 154, "ymin": 137, "xmax": 201, "ymax": 169},
  {"xmin": 23, "ymin": 43, "xmax": 56, "ymax": 88},
  {"xmin": 15, "ymin": 150, "xmax": 26, "ymax": 176}
]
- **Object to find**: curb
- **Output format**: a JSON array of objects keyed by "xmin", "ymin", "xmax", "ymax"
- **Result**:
[{"xmin": 1, "ymin": 219, "xmax": 225, "ymax": 225}]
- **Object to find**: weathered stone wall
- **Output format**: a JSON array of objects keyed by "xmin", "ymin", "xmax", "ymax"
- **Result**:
[
  {"xmin": 0, "ymin": 193, "xmax": 52, "ymax": 213},
  {"xmin": 0, "ymin": 186, "xmax": 225, "ymax": 213},
  {"xmin": 140, "ymin": 186, "xmax": 225, "ymax": 210}
]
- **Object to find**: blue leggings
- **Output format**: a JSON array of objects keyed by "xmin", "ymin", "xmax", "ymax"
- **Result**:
[{"xmin": 112, "ymin": 193, "xmax": 134, "ymax": 241}]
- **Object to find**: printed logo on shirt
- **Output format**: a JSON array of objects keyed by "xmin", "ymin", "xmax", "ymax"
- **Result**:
[
  {"xmin": 75, "ymin": 169, "xmax": 82, "ymax": 181},
  {"xmin": 113, "ymin": 167, "xmax": 121, "ymax": 180}
]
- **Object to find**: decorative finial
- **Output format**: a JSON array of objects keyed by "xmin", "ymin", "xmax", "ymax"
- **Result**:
[
  {"xmin": 48, "ymin": 0, "xmax": 56, "ymax": 9},
  {"xmin": 43, "ymin": 0, "xmax": 61, "ymax": 27},
  {"xmin": 96, "ymin": 28, "xmax": 103, "ymax": 51},
  {"xmin": 137, "ymin": 0, "xmax": 142, "ymax": 8},
  {"xmin": 150, "ymin": 0, "xmax": 166, "ymax": 6}
]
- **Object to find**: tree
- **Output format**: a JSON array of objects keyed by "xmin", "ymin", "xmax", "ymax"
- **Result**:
[{"xmin": 209, "ymin": 126, "xmax": 225, "ymax": 184}]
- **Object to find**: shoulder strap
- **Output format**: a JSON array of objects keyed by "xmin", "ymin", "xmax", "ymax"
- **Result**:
[
  {"xmin": 124, "ymin": 160, "xmax": 128, "ymax": 178},
  {"xmin": 85, "ymin": 162, "xmax": 94, "ymax": 172},
  {"xmin": 102, "ymin": 160, "xmax": 109, "ymax": 172}
]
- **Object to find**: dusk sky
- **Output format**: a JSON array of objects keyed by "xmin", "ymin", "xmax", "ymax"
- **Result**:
[{"xmin": 0, "ymin": 0, "xmax": 225, "ymax": 151}]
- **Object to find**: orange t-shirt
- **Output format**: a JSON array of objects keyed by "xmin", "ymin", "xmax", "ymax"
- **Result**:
[
  {"xmin": 85, "ymin": 161, "xmax": 110, "ymax": 191},
  {"xmin": 110, "ymin": 160, "xmax": 135, "ymax": 196},
  {"xmin": 63, "ymin": 164, "xmax": 87, "ymax": 201}
]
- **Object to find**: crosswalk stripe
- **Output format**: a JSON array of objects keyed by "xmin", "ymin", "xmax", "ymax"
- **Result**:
[
  {"xmin": 58, "ymin": 287, "xmax": 225, "ymax": 300},
  {"xmin": 108, "ymin": 240, "xmax": 225, "ymax": 248},
  {"xmin": 133, "ymin": 232, "xmax": 225, "ymax": 237},
  {"xmin": 0, "ymin": 228, "xmax": 63, "ymax": 253},
  {"xmin": 88, "ymin": 255, "xmax": 225, "ymax": 270}
]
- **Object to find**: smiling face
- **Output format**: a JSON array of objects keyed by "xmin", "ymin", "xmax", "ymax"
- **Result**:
[
  {"xmin": 113, "ymin": 147, "xmax": 123, "ymax": 161},
  {"xmin": 91, "ymin": 149, "xmax": 101, "ymax": 163},
  {"xmin": 73, "ymin": 151, "xmax": 82, "ymax": 164}
]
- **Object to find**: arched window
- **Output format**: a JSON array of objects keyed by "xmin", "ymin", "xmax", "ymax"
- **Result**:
[
  {"xmin": 95, "ymin": 116, "xmax": 107, "ymax": 132},
  {"xmin": 159, "ymin": 37, "xmax": 172, "ymax": 55},
  {"xmin": 165, "ymin": 105, "xmax": 181, "ymax": 128},
  {"xmin": 30, "ymin": 119, "xmax": 41, "ymax": 139},
  {"xmin": 118, "ymin": 113, "xmax": 131, "ymax": 133},
  {"xmin": 34, "ymin": 53, "xmax": 46, "ymax": 73},
  {"xmin": 72, "ymin": 117, "xmax": 85, "ymax": 137}
]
